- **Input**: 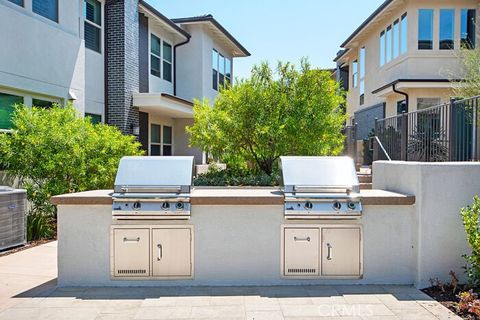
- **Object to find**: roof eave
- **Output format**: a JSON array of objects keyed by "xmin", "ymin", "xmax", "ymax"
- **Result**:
[
  {"xmin": 172, "ymin": 16, "xmax": 250, "ymax": 57},
  {"xmin": 340, "ymin": 0, "xmax": 395, "ymax": 48},
  {"xmin": 138, "ymin": 0, "xmax": 191, "ymax": 40}
]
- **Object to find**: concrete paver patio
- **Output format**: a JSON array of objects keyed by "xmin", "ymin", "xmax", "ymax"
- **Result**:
[{"xmin": 0, "ymin": 242, "xmax": 461, "ymax": 319}]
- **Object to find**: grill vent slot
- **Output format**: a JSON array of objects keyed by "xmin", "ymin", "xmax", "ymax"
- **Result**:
[
  {"xmin": 117, "ymin": 269, "xmax": 147, "ymax": 275},
  {"xmin": 287, "ymin": 268, "xmax": 317, "ymax": 274}
]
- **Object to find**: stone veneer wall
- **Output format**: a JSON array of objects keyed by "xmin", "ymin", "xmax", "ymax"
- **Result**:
[{"xmin": 105, "ymin": 0, "xmax": 139, "ymax": 135}]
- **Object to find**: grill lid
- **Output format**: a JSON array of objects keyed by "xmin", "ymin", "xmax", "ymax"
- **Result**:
[
  {"xmin": 280, "ymin": 156, "xmax": 359, "ymax": 194},
  {"xmin": 114, "ymin": 156, "xmax": 194, "ymax": 194}
]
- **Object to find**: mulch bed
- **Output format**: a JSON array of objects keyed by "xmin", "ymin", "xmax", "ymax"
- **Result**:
[
  {"xmin": 0, "ymin": 239, "xmax": 55, "ymax": 257},
  {"xmin": 423, "ymin": 286, "xmax": 478, "ymax": 320}
]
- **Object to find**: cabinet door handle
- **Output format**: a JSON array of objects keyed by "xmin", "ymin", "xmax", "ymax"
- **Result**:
[
  {"xmin": 326, "ymin": 243, "xmax": 333, "ymax": 260},
  {"xmin": 123, "ymin": 237, "xmax": 140, "ymax": 243},
  {"xmin": 294, "ymin": 236, "xmax": 311, "ymax": 242},
  {"xmin": 157, "ymin": 244, "xmax": 163, "ymax": 261}
]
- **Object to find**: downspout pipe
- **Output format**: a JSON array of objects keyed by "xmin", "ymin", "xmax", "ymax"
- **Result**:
[
  {"xmin": 173, "ymin": 36, "xmax": 191, "ymax": 96},
  {"xmin": 392, "ymin": 83, "xmax": 409, "ymax": 112}
]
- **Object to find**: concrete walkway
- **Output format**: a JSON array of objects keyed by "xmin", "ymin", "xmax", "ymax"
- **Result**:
[{"xmin": 0, "ymin": 242, "xmax": 461, "ymax": 320}]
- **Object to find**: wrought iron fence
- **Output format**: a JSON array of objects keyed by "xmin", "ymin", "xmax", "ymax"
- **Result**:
[{"xmin": 373, "ymin": 96, "xmax": 480, "ymax": 162}]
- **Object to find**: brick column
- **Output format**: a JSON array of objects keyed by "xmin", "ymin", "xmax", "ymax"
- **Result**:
[{"xmin": 105, "ymin": 0, "xmax": 139, "ymax": 135}]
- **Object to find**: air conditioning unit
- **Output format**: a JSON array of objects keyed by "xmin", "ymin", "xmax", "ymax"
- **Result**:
[{"xmin": 0, "ymin": 186, "xmax": 27, "ymax": 251}]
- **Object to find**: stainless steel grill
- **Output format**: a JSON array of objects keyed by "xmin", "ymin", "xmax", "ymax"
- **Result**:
[
  {"xmin": 112, "ymin": 156, "xmax": 194, "ymax": 220},
  {"xmin": 280, "ymin": 156, "xmax": 362, "ymax": 219}
]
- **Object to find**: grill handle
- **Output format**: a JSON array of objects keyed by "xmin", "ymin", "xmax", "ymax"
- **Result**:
[
  {"xmin": 120, "ymin": 186, "xmax": 183, "ymax": 193},
  {"xmin": 293, "ymin": 185, "xmax": 353, "ymax": 194},
  {"xmin": 157, "ymin": 244, "xmax": 163, "ymax": 261},
  {"xmin": 326, "ymin": 243, "xmax": 333, "ymax": 260},
  {"xmin": 294, "ymin": 236, "xmax": 311, "ymax": 242}
]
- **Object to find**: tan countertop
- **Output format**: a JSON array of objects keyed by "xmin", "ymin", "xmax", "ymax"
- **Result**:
[{"xmin": 51, "ymin": 188, "xmax": 415, "ymax": 206}]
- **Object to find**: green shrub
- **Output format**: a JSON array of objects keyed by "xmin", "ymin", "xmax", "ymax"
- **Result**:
[
  {"xmin": 0, "ymin": 104, "xmax": 143, "ymax": 240},
  {"xmin": 194, "ymin": 166, "xmax": 280, "ymax": 187},
  {"xmin": 461, "ymin": 196, "xmax": 480, "ymax": 286}
]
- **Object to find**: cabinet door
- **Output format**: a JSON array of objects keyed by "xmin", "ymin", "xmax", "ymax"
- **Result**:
[
  {"xmin": 113, "ymin": 228, "xmax": 150, "ymax": 277},
  {"xmin": 152, "ymin": 228, "xmax": 192, "ymax": 277},
  {"xmin": 284, "ymin": 228, "xmax": 320, "ymax": 276},
  {"xmin": 321, "ymin": 228, "xmax": 361, "ymax": 277}
]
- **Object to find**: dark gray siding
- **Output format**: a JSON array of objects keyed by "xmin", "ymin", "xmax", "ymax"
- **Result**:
[
  {"xmin": 354, "ymin": 103, "xmax": 385, "ymax": 140},
  {"xmin": 138, "ymin": 13, "xmax": 149, "ymax": 93},
  {"xmin": 105, "ymin": 0, "xmax": 139, "ymax": 135}
]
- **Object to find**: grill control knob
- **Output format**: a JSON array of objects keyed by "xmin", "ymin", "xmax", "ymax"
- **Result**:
[
  {"xmin": 161, "ymin": 202, "xmax": 170, "ymax": 210},
  {"xmin": 176, "ymin": 202, "xmax": 184, "ymax": 210},
  {"xmin": 132, "ymin": 202, "xmax": 141, "ymax": 210},
  {"xmin": 333, "ymin": 201, "xmax": 342, "ymax": 211},
  {"xmin": 347, "ymin": 201, "xmax": 356, "ymax": 211},
  {"xmin": 304, "ymin": 201, "xmax": 313, "ymax": 210}
]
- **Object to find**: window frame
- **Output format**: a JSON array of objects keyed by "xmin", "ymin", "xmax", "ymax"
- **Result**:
[
  {"xmin": 439, "ymin": 9, "xmax": 455, "ymax": 50},
  {"xmin": 386, "ymin": 25, "xmax": 392, "ymax": 63},
  {"xmin": 7, "ymin": 0, "xmax": 23, "ymax": 7},
  {"xmin": 32, "ymin": 0, "xmax": 59, "ymax": 23},
  {"xmin": 84, "ymin": 0, "xmax": 102, "ymax": 53},
  {"xmin": 212, "ymin": 49, "xmax": 232, "ymax": 91},
  {"xmin": 461, "ymin": 8, "xmax": 476, "ymax": 49},
  {"xmin": 0, "ymin": 92, "xmax": 24, "ymax": 131},
  {"xmin": 359, "ymin": 47, "xmax": 365, "ymax": 105},
  {"xmin": 162, "ymin": 41, "xmax": 173, "ymax": 82},
  {"xmin": 150, "ymin": 34, "xmax": 161, "ymax": 78},
  {"xmin": 150, "ymin": 123, "xmax": 174, "ymax": 156},
  {"xmin": 379, "ymin": 31, "xmax": 386, "ymax": 67},
  {"xmin": 418, "ymin": 9, "xmax": 434, "ymax": 50},
  {"xmin": 400, "ymin": 13, "xmax": 408, "ymax": 54},
  {"xmin": 352, "ymin": 60, "xmax": 358, "ymax": 89}
]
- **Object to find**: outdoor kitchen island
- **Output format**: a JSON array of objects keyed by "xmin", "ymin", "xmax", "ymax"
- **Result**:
[{"xmin": 51, "ymin": 158, "xmax": 418, "ymax": 288}]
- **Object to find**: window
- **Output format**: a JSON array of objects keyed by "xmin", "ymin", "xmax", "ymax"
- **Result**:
[
  {"xmin": 351, "ymin": 60, "xmax": 358, "ymax": 88},
  {"xmin": 418, "ymin": 9, "xmax": 434, "ymax": 50},
  {"xmin": 8, "ymin": 0, "xmax": 23, "ymax": 7},
  {"xmin": 0, "ymin": 93, "xmax": 23, "ymax": 130},
  {"xmin": 85, "ymin": 113, "xmax": 102, "ymax": 124},
  {"xmin": 461, "ymin": 9, "xmax": 476, "ymax": 49},
  {"xmin": 225, "ymin": 58, "xmax": 232, "ymax": 87},
  {"xmin": 218, "ymin": 54, "xmax": 225, "ymax": 88},
  {"xmin": 212, "ymin": 49, "xmax": 232, "ymax": 90},
  {"xmin": 32, "ymin": 99, "xmax": 54, "ymax": 108},
  {"xmin": 359, "ymin": 47, "xmax": 365, "ymax": 105},
  {"xmin": 212, "ymin": 50, "xmax": 219, "ymax": 90},
  {"xmin": 417, "ymin": 97, "xmax": 441, "ymax": 110},
  {"xmin": 32, "ymin": 0, "xmax": 58, "ymax": 22},
  {"xmin": 150, "ymin": 34, "xmax": 161, "ymax": 77},
  {"xmin": 379, "ymin": 31, "xmax": 386, "ymax": 67},
  {"xmin": 400, "ymin": 13, "xmax": 408, "ymax": 54},
  {"xmin": 386, "ymin": 25, "xmax": 392, "ymax": 63},
  {"xmin": 84, "ymin": 0, "xmax": 101, "ymax": 53},
  {"xmin": 397, "ymin": 100, "xmax": 408, "ymax": 115},
  {"xmin": 150, "ymin": 124, "xmax": 173, "ymax": 156},
  {"xmin": 162, "ymin": 126, "xmax": 172, "ymax": 156},
  {"xmin": 393, "ymin": 20, "xmax": 400, "ymax": 59},
  {"xmin": 150, "ymin": 124, "xmax": 161, "ymax": 156},
  {"xmin": 162, "ymin": 41, "xmax": 172, "ymax": 82},
  {"xmin": 439, "ymin": 9, "xmax": 455, "ymax": 50}
]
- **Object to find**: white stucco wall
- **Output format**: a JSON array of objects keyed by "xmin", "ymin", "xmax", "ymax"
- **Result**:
[
  {"xmin": 57, "ymin": 202, "xmax": 415, "ymax": 287},
  {"xmin": 373, "ymin": 161, "xmax": 479, "ymax": 288},
  {"xmin": 175, "ymin": 24, "xmax": 234, "ymax": 103},
  {"xmin": 0, "ymin": 0, "xmax": 86, "ymax": 114}
]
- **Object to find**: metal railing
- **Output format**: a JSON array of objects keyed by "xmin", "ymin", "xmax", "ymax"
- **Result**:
[{"xmin": 373, "ymin": 96, "xmax": 480, "ymax": 162}]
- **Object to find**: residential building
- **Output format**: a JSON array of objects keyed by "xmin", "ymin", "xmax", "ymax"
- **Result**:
[
  {"xmin": 335, "ymin": 0, "xmax": 478, "ymax": 150},
  {"xmin": 0, "ymin": 0, "xmax": 249, "ymax": 164}
]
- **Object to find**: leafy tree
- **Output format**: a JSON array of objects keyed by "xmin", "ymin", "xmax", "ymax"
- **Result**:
[
  {"xmin": 453, "ymin": 48, "xmax": 480, "ymax": 98},
  {"xmin": 0, "ymin": 104, "xmax": 143, "ymax": 239},
  {"xmin": 187, "ymin": 59, "xmax": 346, "ymax": 175}
]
